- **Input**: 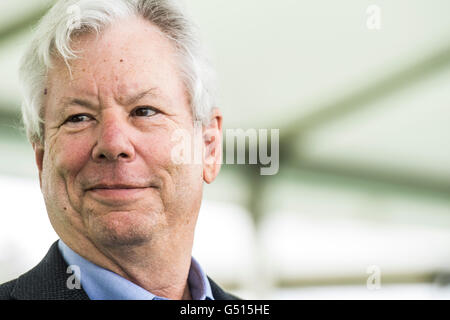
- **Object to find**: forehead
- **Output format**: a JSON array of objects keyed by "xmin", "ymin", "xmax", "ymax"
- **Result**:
[{"xmin": 47, "ymin": 16, "xmax": 185, "ymax": 103}]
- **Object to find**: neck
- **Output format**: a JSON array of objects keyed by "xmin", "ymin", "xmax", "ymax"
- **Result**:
[{"xmin": 62, "ymin": 230, "xmax": 195, "ymax": 300}]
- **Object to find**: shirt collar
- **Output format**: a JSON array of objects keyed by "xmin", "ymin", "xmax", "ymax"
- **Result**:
[{"xmin": 58, "ymin": 239, "xmax": 214, "ymax": 300}]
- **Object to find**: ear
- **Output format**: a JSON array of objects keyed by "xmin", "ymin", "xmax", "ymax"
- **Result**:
[
  {"xmin": 33, "ymin": 142, "xmax": 45, "ymax": 188},
  {"xmin": 202, "ymin": 108, "xmax": 223, "ymax": 184}
]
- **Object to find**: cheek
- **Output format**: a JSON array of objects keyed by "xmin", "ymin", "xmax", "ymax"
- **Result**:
[
  {"xmin": 44, "ymin": 134, "xmax": 93, "ymax": 186},
  {"xmin": 140, "ymin": 130, "xmax": 203, "ymax": 192},
  {"xmin": 137, "ymin": 125, "xmax": 182, "ymax": 166},
  {"xmin": 148, "ymin": 136, "xmax": 174, "ymax": 163}
]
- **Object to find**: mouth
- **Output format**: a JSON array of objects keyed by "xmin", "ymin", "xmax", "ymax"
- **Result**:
[
  {"xmin": 85, "ymin": 184, "xmax": 158, "ymax": 203},
  {"xmin": 86, "ymin": 184, "xmax": 153, "ymax": 191}
]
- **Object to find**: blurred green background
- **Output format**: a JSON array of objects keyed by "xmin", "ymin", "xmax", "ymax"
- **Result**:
[{"xmin": 1, "ymin": 0, "xmax": 450, "ymax": 299}]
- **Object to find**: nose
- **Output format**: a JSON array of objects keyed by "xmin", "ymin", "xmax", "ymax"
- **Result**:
[{"xmin": 92, "ymin": 115, "xmax": 135, "ymax": 162}]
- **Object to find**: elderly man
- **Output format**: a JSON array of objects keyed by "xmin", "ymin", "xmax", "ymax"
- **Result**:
[{"xmin": 0, "ymin": 0, "xmax": 237, "ymax": 300}]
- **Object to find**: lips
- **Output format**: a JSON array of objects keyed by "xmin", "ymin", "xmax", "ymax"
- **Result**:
[
  {"xmin": 86, "ymin": 184, "xmax": 150, "ymax": 191},
  {"xmin": 85, "ymin": 183, "xmax": 157, "ymax": 203}
]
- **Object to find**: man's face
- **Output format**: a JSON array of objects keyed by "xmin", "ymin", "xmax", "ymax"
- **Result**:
[{"xmin": 35, "ymin": 17, "xmax": 221, "ymax": 249}]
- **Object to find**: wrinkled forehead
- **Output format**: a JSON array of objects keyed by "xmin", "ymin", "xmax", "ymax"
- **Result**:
[{"xmin": 47, "ymin": 16, "xmax": 181, "ymax": 98}]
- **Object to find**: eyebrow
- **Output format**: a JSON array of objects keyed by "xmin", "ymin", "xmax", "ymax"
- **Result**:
[
  {"xmin": 63, "ymin": 98, "xmax": 96, "ymax": 109},
  {"xmin": 61, "ymin": 87, "xmax": 160, "ymax": 110},
  {"xmin": 120, "ymin": 87, "xmax": 159, "ymax": 106}
]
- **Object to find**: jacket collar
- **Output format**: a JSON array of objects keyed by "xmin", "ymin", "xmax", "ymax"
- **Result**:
[{"xmin": 10, "ymin": 240, "xmax": 239, "ymax": 300}]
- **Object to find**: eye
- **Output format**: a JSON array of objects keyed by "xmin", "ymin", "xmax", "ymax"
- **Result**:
[
  {"xmin": 64, "ymin": 114, "xmax": 93, "ymax": 124},
  {"xmin": 131, "ymin": 106, "xmax": 158, "ymax": 117}
]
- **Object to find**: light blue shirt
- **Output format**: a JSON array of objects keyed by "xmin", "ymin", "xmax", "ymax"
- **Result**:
[{"xmin": 58, "ymin": 239, "xmax": 214, "ymax": 300}]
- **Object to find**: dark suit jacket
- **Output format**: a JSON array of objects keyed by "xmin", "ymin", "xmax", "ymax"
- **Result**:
[{"xmin": 0, "ymin": 241, "xmax": 240, "ymax": 300}]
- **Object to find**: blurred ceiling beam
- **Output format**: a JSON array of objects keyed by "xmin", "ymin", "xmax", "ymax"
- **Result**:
[
  {"xmin": 0, "ymin": 106, "xmax": 24, "ymax": 140},
  {"xmin": 285, "ymin": 159, "xmax": 450, "ymax": 201},
  {"xmin": 0, "ymin": 3, "xmax": 50, "ymax": 45},
  {"xmin": 280, "ymin": 43, "xmax": 450, "ymax": 147},
  {"xmin": 221, "ymin": 154, "xmax": 450, "ymax": 226},
  {"xmin": 276, "ymin": 271, "xmax": 436, "ymax": 288},
  {"xmin": 0, "ymin": 2, "xmax": 49, "ymax": 140}
]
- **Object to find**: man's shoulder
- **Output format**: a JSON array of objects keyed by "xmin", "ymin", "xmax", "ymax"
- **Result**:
[
  {"xmin": 0, "ymin": 241, "xmax": 89, "ymax": 300},
  {"xmin": 0, "ymin": 279, "xmax": 17, "ymax": 300}
]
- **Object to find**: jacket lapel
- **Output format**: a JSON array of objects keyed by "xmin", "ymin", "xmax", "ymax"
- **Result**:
[{"xmin": 208, "ymin": 276, "xmax": 241, "ymax": 300}]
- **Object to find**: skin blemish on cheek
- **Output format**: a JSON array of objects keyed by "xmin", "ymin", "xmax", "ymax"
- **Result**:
[{"xmin": 120, "ymin": 59, "xmax": 123, "ymax": 62}]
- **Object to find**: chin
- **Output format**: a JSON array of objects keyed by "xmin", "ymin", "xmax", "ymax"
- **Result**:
[{"xmin": 88, "ymin": 210, "xmax": 160, "ymax": 248}]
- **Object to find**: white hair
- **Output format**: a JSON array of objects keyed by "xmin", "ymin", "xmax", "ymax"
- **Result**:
[{"xmin": 19, "ymin": 0, "xmax": 217, "ymax": 144}]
